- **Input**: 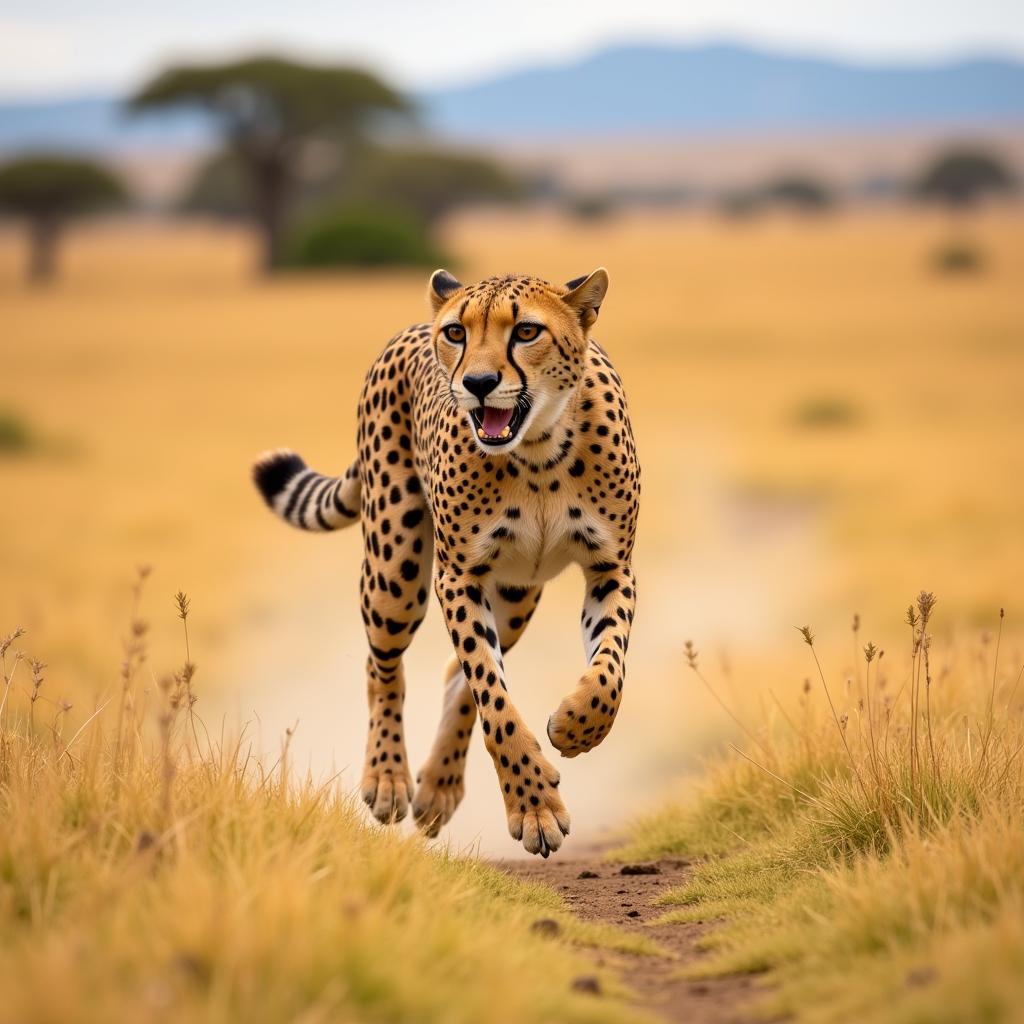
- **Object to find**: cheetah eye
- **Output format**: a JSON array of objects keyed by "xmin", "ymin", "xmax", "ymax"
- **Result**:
[
  {"xmin": 442, "ymin": 323, "xmax": 466, "ymax": 344},
  {"xmin": 512, "ymin": 322, "xmax": 542, "ymax": 343}
]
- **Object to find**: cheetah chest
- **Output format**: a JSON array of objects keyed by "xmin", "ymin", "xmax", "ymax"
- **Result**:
[{"xmin": 481, "ymin": 491, "xmax": 601, "ymax": 587}]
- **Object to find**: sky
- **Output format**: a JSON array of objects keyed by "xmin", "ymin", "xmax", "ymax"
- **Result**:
[{"xmin": 1, "ymin": 0, "xmax": 1023, "ymax": 99}]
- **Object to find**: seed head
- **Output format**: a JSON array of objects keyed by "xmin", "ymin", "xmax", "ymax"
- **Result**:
[
  {"xmin": 0, "ymin": 627, "xmax": 26, "ymax": 659},
  {"xmin": 852, "ymin": 613, "xmax": 860, "ymax": 634},
  {"xmin": 797, "ymin": 625, "xmax": 815, "ymax": 647},
  {"xmin": 175, "ymin": 591, "xmax": 191, "ymax": 622},
  {"xmin": 864, "ymin": 642, "xmax": 877, "ymax": 664},
  {"xmin": 683, "ymin": 640, "xmax": 699, "ymax": 669},
  {"xmin": 916, "ymin": 591, "xmax": 937, "ymax": 626}
]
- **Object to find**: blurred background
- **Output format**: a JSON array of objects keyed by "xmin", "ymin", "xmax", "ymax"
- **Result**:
[{"xmin": 2, "ymin": 1, "xmax": 1023, "ymax": 853}]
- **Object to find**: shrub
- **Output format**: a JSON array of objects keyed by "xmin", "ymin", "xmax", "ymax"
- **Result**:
[
  {"xmin": 792, "ymin": 397, "xmax": 861, "ymax": 430},
  {"xmin": 0, "ymin": 410, "xmax": 35, "ymax": 454},
  {"xmin": 933, "ymin": 241, "xmax": 984, "ymax": 274},
  {"xmin": 284, "ymin": 204, "xmax": 446, "ymax": 269},
  {"xmin": 761, "ymin": 174, "xmax": 835, "ymax": 213}
]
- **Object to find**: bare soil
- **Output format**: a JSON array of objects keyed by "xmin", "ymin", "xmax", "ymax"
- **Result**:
[{"xmin": 496, "ymin": 855, "xmax": 764, "ymax": 1024}]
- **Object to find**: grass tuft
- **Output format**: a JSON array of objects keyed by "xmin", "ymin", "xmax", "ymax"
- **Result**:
[
  {"xmin": 619, "ymin": 594, "xmax": 1024, "ymax": 1022},
  {"xmin": 0, "ymin": 581, "xmax": 652, "ymax": 1024}
]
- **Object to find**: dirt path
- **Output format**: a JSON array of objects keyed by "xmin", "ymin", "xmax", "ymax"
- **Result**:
[{"xmin": 496, "ymin": 855, "xmax": 763, "ymax": 1024}]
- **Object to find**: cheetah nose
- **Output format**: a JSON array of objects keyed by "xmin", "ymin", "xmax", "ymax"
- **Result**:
[{"xmin": 463, "ymin": 372, "xmax": 501, "ymax": 402}]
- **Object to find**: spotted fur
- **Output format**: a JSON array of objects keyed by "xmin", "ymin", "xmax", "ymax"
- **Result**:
[{"xmin": 253, "ymin": 268, "xmax": 639, "ymax": 857}]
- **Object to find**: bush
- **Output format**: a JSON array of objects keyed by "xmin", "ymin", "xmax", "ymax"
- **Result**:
[
  {"xmin": 0, "ymin": 410, "xmax": 35, "ymax": 454},
  {"xmin": 792, "ymin": 397, "xmax": 861, "ymax": 430},
  {"xmin": 761, "ymin": 174, "xmax": 835, "ymax": 212},
  {"xmin": 284, "ymin": 204, "xmax": 447, "ymax": 269},
  {"xmin": 934, "ymin": 241, "xmax": 984, "ymax": 274},
  {"xmin": 566, "ymin": 193, "xmax": 617, "ymax": 222}
]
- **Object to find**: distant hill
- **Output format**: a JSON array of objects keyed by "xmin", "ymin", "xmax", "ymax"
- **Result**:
[
  {"xmin": 1, "ymin": 41, "xmax": 1022, "ymax": 155},
  {"xmin": 423, "ymin": 42, "xmax": 1024, "ymax": 137}
]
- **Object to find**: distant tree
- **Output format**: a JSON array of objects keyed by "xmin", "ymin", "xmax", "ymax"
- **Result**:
[
  {"xmin": 341, "ymin": 146, "xmax": 522, "ymax": 224},
  {"xmin": 915, "ymin": 147, "xmax": 1018, "ymax": 208},
  {"xmin": 760, "ymin": 174, "xmax": 835, "ymax": 212},
  {"xmin": 129, "ymin": 57, "xmax": 410, "ymax": 271},
  {"xmin": 0, "ymin": 156, "xmax": 125, "ymax": 283}
]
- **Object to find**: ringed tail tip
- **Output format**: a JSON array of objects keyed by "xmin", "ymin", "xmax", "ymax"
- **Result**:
[{"xmin": 253, "ymin": 449, "xmax": 306, "ymax": 509}]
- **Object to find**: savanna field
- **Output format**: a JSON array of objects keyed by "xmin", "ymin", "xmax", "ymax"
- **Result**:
[{"xmin": 2, "ymin": 208, "xmax": 1024, "ymax": 1022}]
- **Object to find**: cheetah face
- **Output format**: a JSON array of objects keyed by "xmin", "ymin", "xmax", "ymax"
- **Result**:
[{"xmin": 428, "ymin": 269, "xmax": 609, "ymax": 453}]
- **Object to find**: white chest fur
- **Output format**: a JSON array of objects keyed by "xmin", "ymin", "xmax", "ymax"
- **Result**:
[{"xmin": 476, "ymin": 487, "xmax": 607, "ymax": 587}]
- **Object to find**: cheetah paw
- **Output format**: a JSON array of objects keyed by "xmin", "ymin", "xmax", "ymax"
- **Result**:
[
  {"xmin": 361, "ymin": 767, "xmax": 413, "ymax": 824},
  {"xmin": 547, "ymin": 677, "xmax": 614, "ymax": 758},
  {"xmin": 503, "ymin": 760, "xmax": 570, "ymax": 857},
  {"xmin": 411, "ymin": 770, "xmax": 464, "ymax": 838},
  {"xmin": 507, "ymin": 795, "xmax": 571, "ymax": 858}
]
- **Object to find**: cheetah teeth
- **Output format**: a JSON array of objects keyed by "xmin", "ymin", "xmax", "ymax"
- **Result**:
[{"xmin": 478, "ymin": 426, "xmax": 512, "ymax": 440}]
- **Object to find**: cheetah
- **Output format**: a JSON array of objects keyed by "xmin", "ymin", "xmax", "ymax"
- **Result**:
[{"xmin": 253, "ymin": 268, "xmax": 639, "ymax": 857}]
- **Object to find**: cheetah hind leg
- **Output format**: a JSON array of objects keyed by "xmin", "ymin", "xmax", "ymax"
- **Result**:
[{"xmin": 413, "ymin": 658, "xmax": 476, "ymax": 837}]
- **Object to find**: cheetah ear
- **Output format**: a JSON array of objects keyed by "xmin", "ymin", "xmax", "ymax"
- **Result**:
[
  {"xmin": 563, "ymin": 268, "xmax": 608, "ymax": 330},
  {"xmin": 429, "ymin": 269, "xmax": 463, "ymax": 314}
]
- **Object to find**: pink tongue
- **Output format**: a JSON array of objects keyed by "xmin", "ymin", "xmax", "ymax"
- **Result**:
[{"xmin": 481, "ymin": 406, "xmax": 514, "ymax": 436}]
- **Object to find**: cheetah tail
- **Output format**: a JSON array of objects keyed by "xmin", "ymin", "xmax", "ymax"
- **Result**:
[{"xmin": 252, "ymin": 449, "xmax": 361, "ymax": 532}]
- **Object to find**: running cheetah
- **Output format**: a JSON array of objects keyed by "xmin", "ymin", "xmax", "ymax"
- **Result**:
[{"xmin": 254, "ymin": 268, "xmax": 638, "ymax": 856}]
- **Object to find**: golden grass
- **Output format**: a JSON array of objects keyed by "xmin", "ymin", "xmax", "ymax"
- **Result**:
[
  {"xmin": 619, "ymin": 593, "xmax": 1024, "ymax": 1022},
  {"xmin": 0, "ymin": 586, "xmax": 657, "ymax": 1024},
  {"xmin": 2, "ymin": 210, "xmax": 1023, "ymax": 706},
  {"xmin": 2, "ymin": 205, "xmax": 1023, "ymax": 1016}
]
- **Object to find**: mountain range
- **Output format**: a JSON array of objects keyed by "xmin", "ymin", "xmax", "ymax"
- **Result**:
[{"xmin": 1, "ymin": 41, "xmax": 1022, "ymax": 154}]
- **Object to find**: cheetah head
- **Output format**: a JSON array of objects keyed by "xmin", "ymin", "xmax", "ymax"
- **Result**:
[{"xmin": 428, "ymin": 269, "xmax": 608, "ymax": 453}]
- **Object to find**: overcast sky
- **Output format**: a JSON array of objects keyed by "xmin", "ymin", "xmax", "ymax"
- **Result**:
[{"xmin": 1, "ymin": 0, "xmax": 1023, "ymax": 99}]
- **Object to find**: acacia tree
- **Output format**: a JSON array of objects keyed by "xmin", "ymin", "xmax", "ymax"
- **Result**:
[
  {"xmin": 915, "ymin": 147, "xmax": 1017, "ymax": 208},
  {"xmin": 0, "ymin": 156, "xmax": 125, "ymax": 283},
  {"xmin": 129, "ymin": 57, "xmax": 410, "ymax": 271}
]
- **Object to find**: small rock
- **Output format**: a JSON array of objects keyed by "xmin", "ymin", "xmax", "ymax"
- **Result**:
[
  {"xmin": 690, "ymin": 983, "xmax": 710, "ymax": 996},
  {"xmin": 578, "ymin": 869, "xmax": 600, "ymax": 879},
  {"xmin": 173, "ymin": 952, "xmax": 210, "ymax": 984},
  {"xmin": 906, "ymin": 967, "xmax": 936, "ymax": 988},
  {"xmin": 136, "ymin": 831, "xmax": 157, "ymax": 853},
  {"xmin": 571, "ymin": 975, "xmax": 602, "ymax": 996},
  {"xmin": 530, "ymin": 918, "xmax": 561, "ymax": 938},
  {"xmin": 620, "ymin": 863, "xmax": 661, "ymax": 876},
  {"xmin": 626, "ymin": 910, "xmax": 640, "ymax": 918}
]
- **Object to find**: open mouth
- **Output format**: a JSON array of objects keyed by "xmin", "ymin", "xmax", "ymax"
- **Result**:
[{"xmin": 468, "ymin": 402, "xmax": 530, "ymax": 445}]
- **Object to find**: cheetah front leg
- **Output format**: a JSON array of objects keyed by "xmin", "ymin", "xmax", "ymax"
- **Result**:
[
  {"xmin": 413, "ymin": 584, "xmax": 543, "ymax": 838},
  {"xmin": 547, "ymin": 560, "xmax": 636, "ymax": 757},
  {"xmin": 434, "ymin": 572, "xmax": 569, "ymax": 857}
]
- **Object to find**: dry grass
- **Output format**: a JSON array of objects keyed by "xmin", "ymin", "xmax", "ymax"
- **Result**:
[
  {"xmin": 0, "ymin": 580, "xmax": 656, "ymax": 1024},
  {"xmin": 2, "ymin": 209, "xmax": 1024, "ymax": 1009},
  {"xmin": 2, "ymin": 210, "xmax": 1023, "ymax": 702},
  {"xmin": 619, "ymin": 595, "xmax": 1024, "ymax": 1022}
]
